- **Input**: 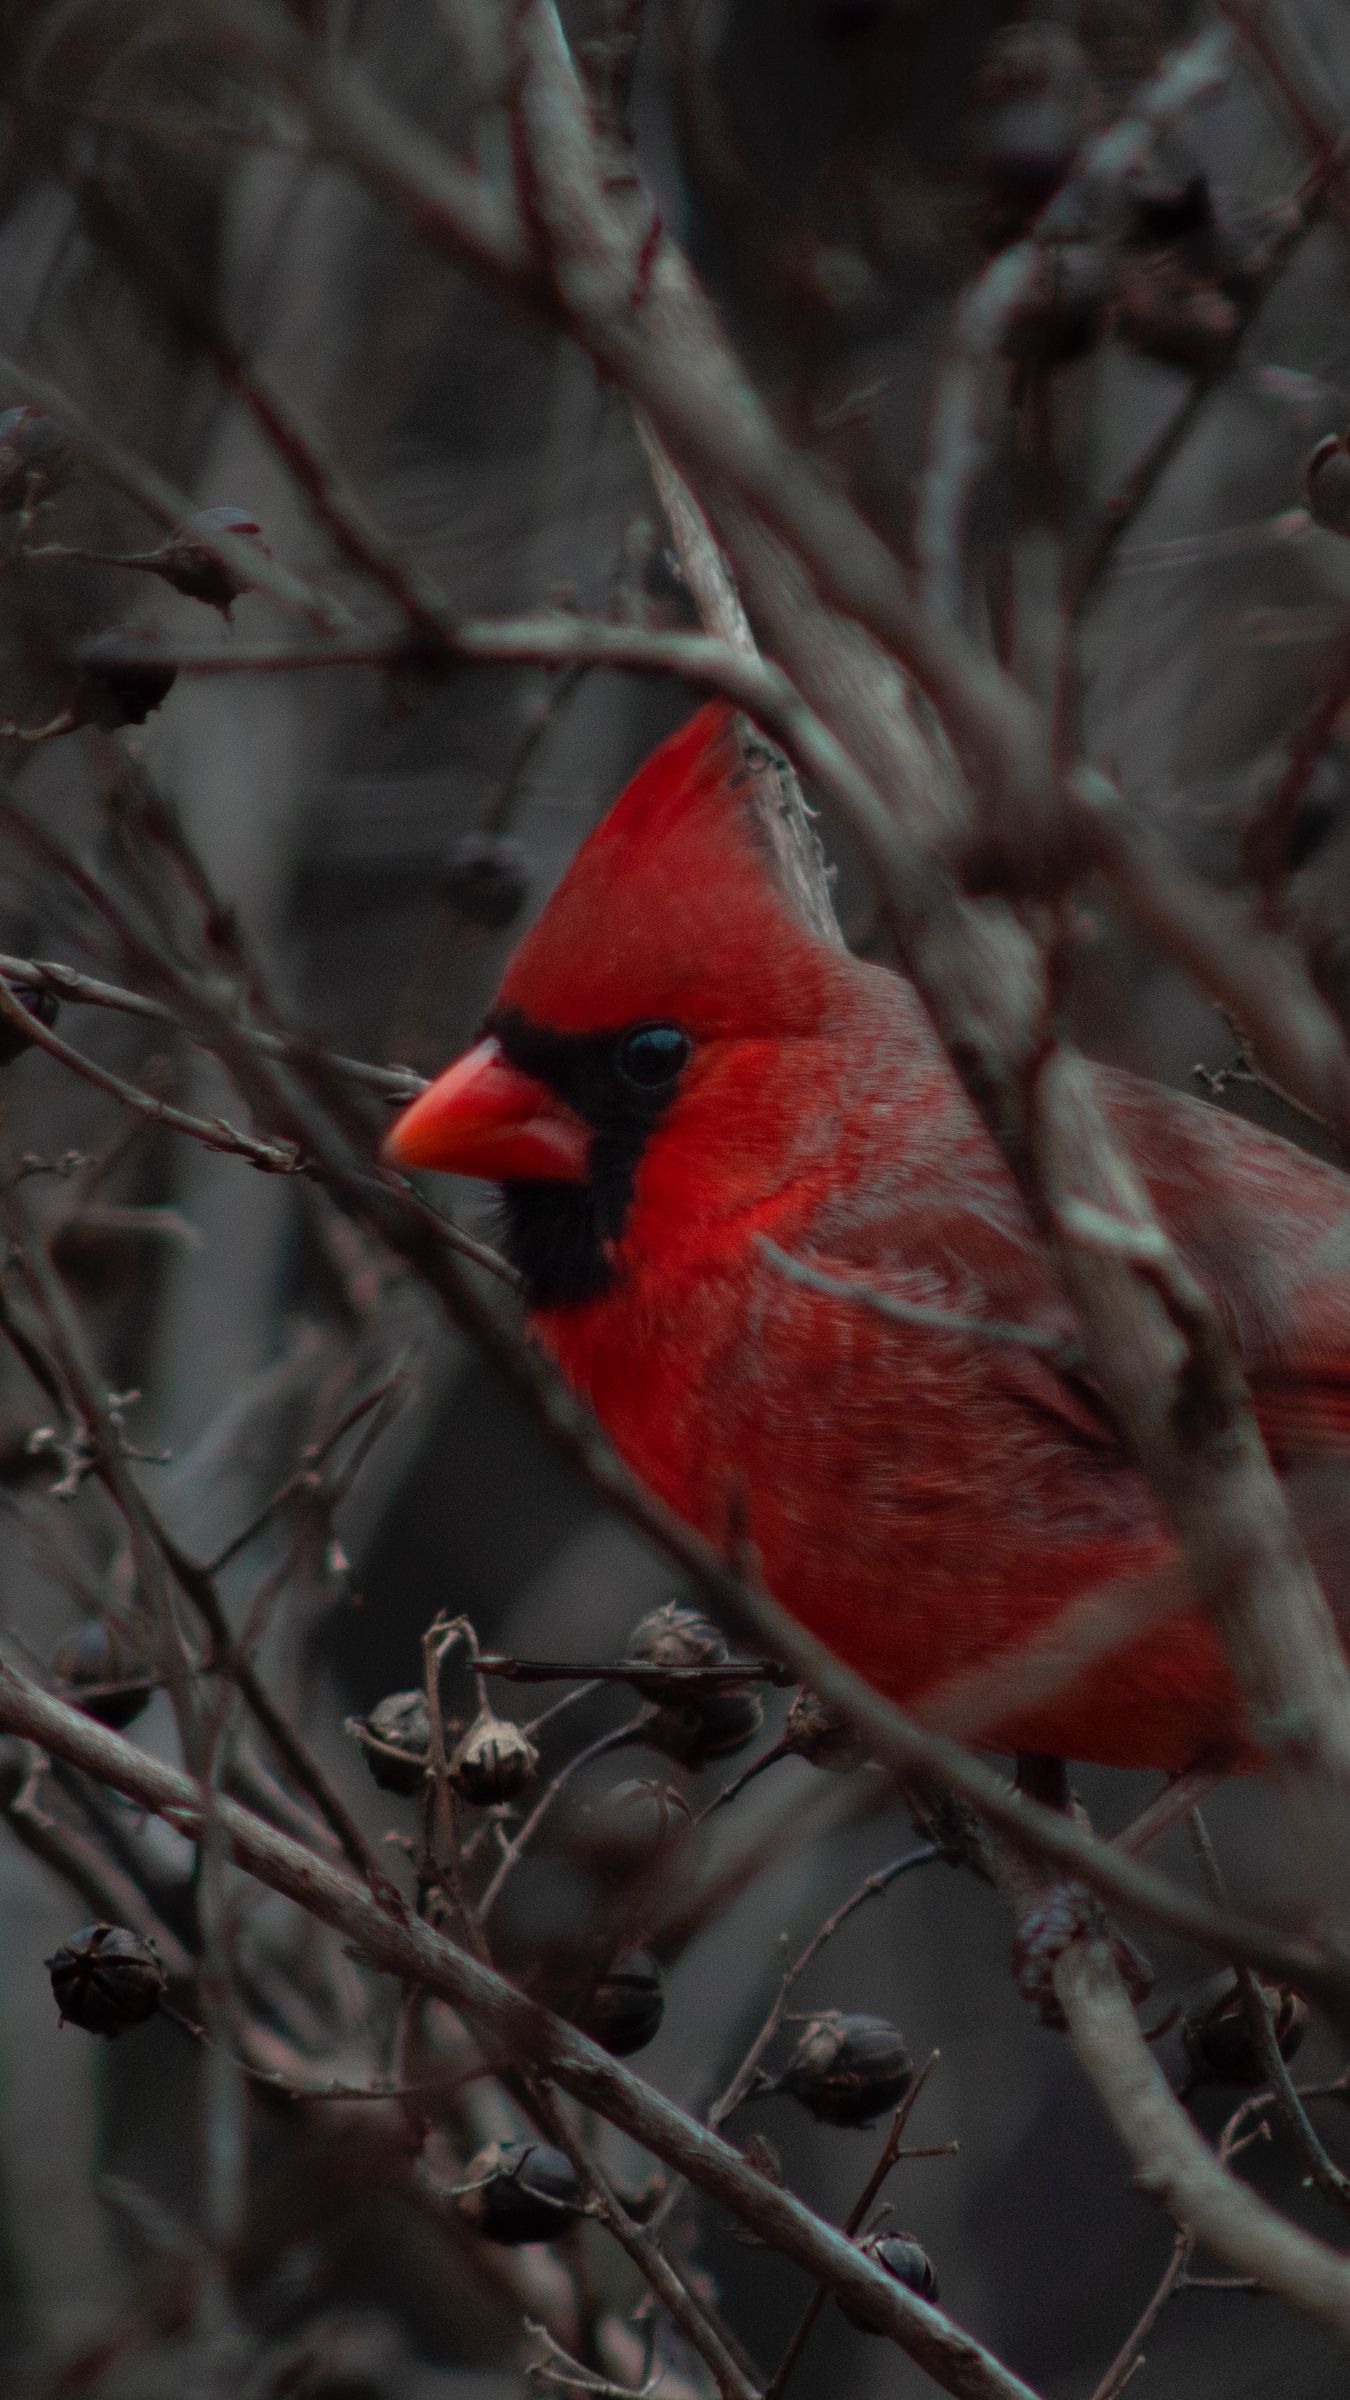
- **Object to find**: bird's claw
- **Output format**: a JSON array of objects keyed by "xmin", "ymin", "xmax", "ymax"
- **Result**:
[{"xmin": 1011, "ymin": 1879, "xmax": 1155, "ymax": 2030}]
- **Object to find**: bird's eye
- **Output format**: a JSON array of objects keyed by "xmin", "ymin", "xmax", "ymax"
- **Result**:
[{"xmin": 615, "ymin": 1023, "xmax": 692, "ymax": 1092}]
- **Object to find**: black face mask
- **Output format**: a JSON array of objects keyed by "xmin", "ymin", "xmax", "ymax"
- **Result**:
[{"xmin": 486, "ymin": 1006, "xmax": 692, "ymax": 1308}]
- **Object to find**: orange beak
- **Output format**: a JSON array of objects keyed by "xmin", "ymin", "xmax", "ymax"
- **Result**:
[{"xmin": 382, "ymin": 1036, "xmax": 590, "ymax": 1184}]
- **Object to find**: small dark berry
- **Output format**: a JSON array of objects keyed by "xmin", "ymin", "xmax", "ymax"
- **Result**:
[
  {"xmin": 784, "ymin": 1687, "xmax": 868, "ymax": 1770},
  {"xmin": 1181, "ymin": 1975, "xmax": 1308, "ymax": 2090},
  {"xmin": 439, "ymin": 834, "xmax": 530, "ymax": 931},
  {"xmin": 778, "ymin": 2011, "xmax": 914, "ymax": 2127},
  {"xmin": 52, "ymin": 1619, "xmax": 154, "ymax": 1730},
  {"xmin": 0, "ymin": 979, "xmax": 58, "ymax": 1066},
  {"xmin": 71, "ymin": 628, "xmax": 177, "ymax": 729},
  {"xmin": 449, "ymin": 1710, "xmax": 538, "ymax": 1806},
  {"xmin": 1306, "ymin": 435, "xmax": 1350, "ymax": 538},
  {"xmin": 839, "ymin": 2231, "xmax": 939, "ymax": 2329},
  {"xmin": 0, "ymin": 406, "xmax": 73, "ymax": 512},
  {"xmin": 153, "ymin": 505, "xmax": 270, "ymax": 613},
  {"xmin": 580, "ymin": 1777, "xmax": 693, "ymax": 1877},
  {"xmin": 574, "ymin": 1949, "xmax": 665, "ymax": 2056},
  {"xmin": 456, "ymin": 2139, "xmax": 583, "ymax": 2243},
  {"xmin": 47, "ymin": 1922, "xmax": 166, "ymax": 2036},
  {"xmin": 643, "ymin": 1683, "xmax": 764, "ymax": 1768},
  {"xmin": 345, "ymin": 1690, "xmax": 431, "ymax": 1796}
]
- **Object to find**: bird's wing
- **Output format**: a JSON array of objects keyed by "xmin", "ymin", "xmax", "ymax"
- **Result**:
[
  {"xmin": 792, "ymin": 1059, "xmax": 1350, "ymax": 1466},
  {"xmin": 1103, "ymin": 1069, "xmax": 1350, "ymax": 1461}
]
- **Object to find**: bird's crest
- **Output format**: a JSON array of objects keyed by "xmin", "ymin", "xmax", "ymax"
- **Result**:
[{"xmin": 498, "ymin": 704, "xmax": 831, "ymax": 1037}]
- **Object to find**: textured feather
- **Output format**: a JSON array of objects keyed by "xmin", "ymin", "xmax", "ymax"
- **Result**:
[{"xmin": 475, "ymin": 709, "xmax": 1350, "ymax": 1771}]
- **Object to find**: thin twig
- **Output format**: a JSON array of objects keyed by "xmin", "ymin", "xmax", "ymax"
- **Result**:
[
  {"xmin": 0, "ymin": 1661, "xmax": 1045, "ymax": 2400},
  {"xmin": 1187, "ymin": 1807, "xmax": 1350, "ymax": 2217}
]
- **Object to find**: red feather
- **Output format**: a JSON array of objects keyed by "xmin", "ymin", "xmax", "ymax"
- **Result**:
[{"xmin": 392, "ymin": 709, "xmax": 1350, "ymax": 1775}]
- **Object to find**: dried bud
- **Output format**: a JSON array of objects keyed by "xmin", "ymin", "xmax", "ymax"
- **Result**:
[
  {"xmin": 643, "ymin": 1684, "xmax": 764, "ymax": 1769},
  {"xmin": 0, "ymin": 978, "xmax": 58, "ymax": 1066},
  {"xmin": 71, "ymin": 627, "xmax": 177, "ymax": 729},
  {"xmin": 1001, "ymin": 243, "xmax": 1110, "ymax": 369},
  {"xmin": 580, "ymin": 1776, "xmax": 693, "ymax": 1877},
  {"xmin": 0, "ymin": 406, "xmax": 73, "ymax": 512},
  {"xmin": 625, "ymin": 1600, "xmax": 729, "ymax": 1678},
  {"xmin": 778, "ymin": 2011, "xmax": 914, "ymax": 2127},
  {"xmin": 574, "ymin": 1949, "xmax": 665, "ymax": 2056},
  {"xmin": 449, "ymin": 1710, "xmax": 539, "ymax": 1806},
  {"xmin": 456, "ymin": 2139, "xmax": 583, "ymax": 2243},
  {"xmin": 1306, "ymin": 434, "xmax": 1350, "ymax": 538},
  {"xmin": 345, "ymin": 1690, "xmax": 431, "ymax": 1796},
  {"xmin": 625, "ymin": 1601, "xmax": 762, "ymax": 1758},
  {"xmin": 52, "ymin": 1619, "xmax": 154, "ymax": 1730},
  {"xmin": 839, "ymin": 2231, "xmax": 940, "ymax": 2329},
  {"xmin": 47, "ymin": 1922, "xmax": 166, "ymax": 2036},
  {"xmin": 153, "ymin": 505, "xmax": 270, "ymax": 613},
  {"xmin": 439, "ymin": 833, "xmax": 530, "ymax": 931},
  {"xmin": 783, "ymin": 1687, "xmax": 868, "ymax": 1771},
  {"xmin": 1181, "ymin": 1975, "xmax": 1308, "ymax": 2090}
]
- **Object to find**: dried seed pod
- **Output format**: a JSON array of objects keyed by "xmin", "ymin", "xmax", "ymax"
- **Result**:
[
  {"xmin": 1181, "ymin": 1975, "xmax": 1308, "ymax": 2090},
  {"xmin": 449, "ymin": 1709, "xmax": 539, "ymax": 1806},
  {"xmin": 1306, "ymin": 434, "xmax": 1350, "ymax": 538},
  {"xmin": 574, "ymin": 1949, "xmax": 665, "ymax": 2056},
  {"xmin": 47, "ymin": 1922, "xmax": 166, "ymax": 2036},
  {"xmin": 153, "ymin": 505, "xmax": 270, "ymax": 613},
  {"xmin": 839, "ymin": 2231, "xmax": 940, "ymax": 2329},
  {"xmin": 52, "ymin": 1619, "xmax": 154, "ymax": 1730},
  {"xmin": 345, "ymin": 1690, "xmax": 431, "ymax": 1796},
  {"xmin": 0, "ymin": 978, "xmax": 58, "ymax": 1066},
  {"xmin": 70, "ymin": 627, "xmax": 177, "ymax": 729},
  {"xmin": 439, "ymin": 833, "xmax": 531, "ymax": 931},
  {"xmin": 778, "ymin": 2011, "xmax": 914, "ymax": 2127},
  {"xmin": 626, "ymin": 1603, "xmax": 761, "ymax": 1765},
  {"xmin": 783, "ymin": 1687, "xmax": 868, "ymax": 1771},
  {"xmin": 581, "ymin": 1776, "xmax": 693, "ymax": 1876},
  {"xmin": 456, "ymin": 2139, "xmax": 583, "ymax": 2243},
  {"xmin": 643, "ymin": 1684, "xmax": 764, "ymax": 1769},
  {"xmin": 624, "ymin": 1600, "xmax": 729, "ymax": 1677},
  {"xmin": 0, "ymin": 405, "xmax": 73, "ymax": 511},
  {"xmin": 1001, "ymin": 242, "xmax": 1110, "ymax": 369}
]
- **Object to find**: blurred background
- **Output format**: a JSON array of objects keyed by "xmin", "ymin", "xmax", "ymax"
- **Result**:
[{"xmin": 0, "ymin": 0, "xmax": 1350, "ymax": 2393}]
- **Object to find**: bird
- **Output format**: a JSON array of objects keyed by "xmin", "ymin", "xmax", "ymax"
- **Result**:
[{"xmin": 384, "ymin": 703, "xmax": 1350, "ymax": 1777}]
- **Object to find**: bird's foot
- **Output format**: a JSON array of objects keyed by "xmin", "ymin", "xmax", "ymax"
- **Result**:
[{"xmin": 1011, "ymin": 1880, "xmax": 1155, "ymax": 2031}]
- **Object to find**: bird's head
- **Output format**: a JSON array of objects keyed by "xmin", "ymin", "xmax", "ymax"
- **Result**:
[{"xmin": 382, "ymin": 705, "xmax": 846, "ymax": 1309}]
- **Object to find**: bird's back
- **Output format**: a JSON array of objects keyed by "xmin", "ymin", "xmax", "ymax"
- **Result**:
[{"xmin": 534, "ymin": 960, "xmax": 1350, "ymax": 1771}]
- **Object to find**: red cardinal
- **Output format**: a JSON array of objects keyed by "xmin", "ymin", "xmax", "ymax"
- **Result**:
[{"xmin": 385, "ymin": 706, "xmax": 1350, "ymax": 1774}]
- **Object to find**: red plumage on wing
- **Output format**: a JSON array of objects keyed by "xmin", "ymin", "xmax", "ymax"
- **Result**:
[{"xmin": 387, "ymin": 707, "xmax": 1350, "ymax": 1773}]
